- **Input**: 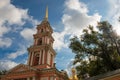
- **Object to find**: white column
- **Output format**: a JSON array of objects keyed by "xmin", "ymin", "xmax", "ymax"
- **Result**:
[
  {"xmin": 47, "ymin": 52, "xmax": 49, "ymax": 65},
  {"xmin": 27, "ymin": 77, "xmax": 30, "ymax": 80},
  {"xmin": 42, "ymin": 37, "xmax": 44, "ymax": 44},
  {"xmin": 33, "ymin": 76, "xmax": 36, "ymax": 80},
  {"xmin": 27, "ymin": 52, "xmax": 31, "ymax": 65},
  {"xmin": 53, "ymin": 55, "xmax": 55, "ymax": 67},
  {"xmin": 35, "ymin": 39, "xmax": 38, "ymax": 45},
  {"xmin": 30, "ymin": 52, "xmax": 34, "ymax": 66},
  {"xmin": 39, "ymin": 51, "xmax": 41, "ymax": 64},
  {"xmin": 42, "ymin": 50, "xmax": 44, "ymax": 64},
  {"xmin": 47, "ymin": 51, "xmax": 51, "ymax": 65},
  {"xmin": 45, "ymin": 36, "xmax": 46, "ymax": 44}
]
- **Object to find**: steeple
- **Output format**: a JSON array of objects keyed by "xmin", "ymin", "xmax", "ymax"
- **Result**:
[
  {"xmin": 27, "ymin": 6, "xmax": 55, "ymax": 69},
  {"xmin": 44, "ymin": 6, "xmax": 48, "ymax": 21}
]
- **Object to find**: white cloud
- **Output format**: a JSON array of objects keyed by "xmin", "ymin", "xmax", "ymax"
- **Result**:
[
  {"xmin": 20, "ymin": 19, "xmax": 39, "ymax": 45},
  {"xmin": 107, "ymin": 0, "xmax": 120, "ymax": 35},
  {"xmin": 62, "ymin": 13, "xmax": 101, "ymax": 37},
  {"xmin": 0, "ymin": 0, "xmax": 36, "ymax": 48},
  {"xmin": 63, "ymin": 0, "xmax": 101, "ymax": 36},
  {"xmin": 7, "ymin": 45, "xmax": 27, "ymax": 59},
  {"xmin": 0, "ymin": 0, "xmax": 28, "ymax": 26},
  {"xmin": 0, "ymin": 60, "xmax": 18, "ymax": 70},
  {"xmin": 20, "ymin": 28, "xmax": 36, "ymax": 42},
  {"xmin": 53, "ymin": 0, "xmax": 101, "ymax": 50},
  {"xmin": 65, "ymin": 59, "xmax": 80, "ymax": 77},
  {"xmin": 0, "ymin": 37, "xmax": 12, "ymax": 48},
  {"xmin": 53, "ymin": 31, "xmax": 68, "ymax": 50},
  {"xmin": 0, "ymin": 44, "xmax": 28, "ymax": 70},
  {"xmin": 65, "ymin": 0, "xmax": 88, "ymax": 13},
  {"xmin": 0, "ymin": 0, "xmax": 38, "ymax": 70},
  {"xmin": 0, "ymin": 0, "xmax": 10, "ymax": 8},
  {"xmin": 0, "ymin": 26, "xmax": 10, "ymax": 37},
  {"xmin": 20, "ymin": 15, "xmax": 39, "ymax": 44}
]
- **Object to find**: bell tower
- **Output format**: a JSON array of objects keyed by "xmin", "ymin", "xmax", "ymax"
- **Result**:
[{"xmin": 27, "ymin": 7, "xmax": 56, "ymax": 69}]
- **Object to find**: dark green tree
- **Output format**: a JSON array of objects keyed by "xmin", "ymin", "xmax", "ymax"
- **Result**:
[
  {"xmin": 0, "ymin": 70, "xmax": 7, "ymax": 75},
  {"xmin": 69, "ymin": 21, "xmax": 120, "ymax": 79}
]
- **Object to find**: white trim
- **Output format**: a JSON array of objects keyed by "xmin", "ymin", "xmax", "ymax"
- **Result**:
[
  {"xmin": 30, "ymin": 52, "xmax": 34, "ymax": 66},
  {"xmin": 42, "ymin": 50, "xmax": 44, "ymax": 64},
  {"xmin": 33, "ymin": 76, "xmax": 36, "ymax": 80},
  {"xmin": 27, "ymin": 77, "xmax": 30, "ymax": 80},
  {"xmin": 47, "ymin": 51, "xmax": 50, "ymax": 65},
  {"xmin": 39, "ymin": 51, "xmax": 41, "ymax": 64},
  {"xmin": 27, "ymin": 52, "xmax": 31, "ymax": 65}
]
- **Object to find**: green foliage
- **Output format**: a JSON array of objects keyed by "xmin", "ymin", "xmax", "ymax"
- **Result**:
[
  {"xmin": 69, "ymin": 21, "xmax": 120, "ymax": 79},
  {"xmin": 0, "ymin": 70, "xmax": 7, "ymax": 75}
]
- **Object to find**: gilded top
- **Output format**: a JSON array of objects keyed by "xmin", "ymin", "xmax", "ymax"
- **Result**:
[
  {"xmin": 69, "ymin": 68, "xmax": 78, "ymax": 80},
  {"xmin": 45, "ymin": 6, "xmax": 48, "ymax": 21}
]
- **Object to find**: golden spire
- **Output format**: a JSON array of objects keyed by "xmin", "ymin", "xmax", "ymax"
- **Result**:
[{"xmin": 45, "ymin": 6, "xmax": 48, "ymax": 20}]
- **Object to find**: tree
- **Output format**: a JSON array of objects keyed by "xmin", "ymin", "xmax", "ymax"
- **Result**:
[
  {"xmin": 0, "ymin": 70, "xmax": 7, "ymax": 75},
  {"xmin": 69, "ymin": 21, "xmax": 120, "ymax": 79}
]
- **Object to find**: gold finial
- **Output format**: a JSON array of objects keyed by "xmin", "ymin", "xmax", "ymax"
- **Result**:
[
  {"xmin": 45, "ymin": 6, "xmax": 48, "ymax": 20},
  {"xmin": 69, "ymin": 68, "xmax": 78, "ymax": 80}
]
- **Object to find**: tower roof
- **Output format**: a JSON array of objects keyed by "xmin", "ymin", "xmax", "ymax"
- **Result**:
[{"xmin": 37, "ymin": 6, "xmax": 53, "ymax": 33}]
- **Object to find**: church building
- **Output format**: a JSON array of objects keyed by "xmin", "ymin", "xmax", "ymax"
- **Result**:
[{"xmin": 0, "ymin": 7, "xmax": 68, "ymax": 80}]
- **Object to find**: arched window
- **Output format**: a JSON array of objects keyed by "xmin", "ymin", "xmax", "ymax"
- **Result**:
[
  {"xmin": 34, "ymin": 54, "xmax": 39, "ymax": 65},
  {"xmin": 37, "ymin": 38, "xmax": 42, "ymax": 45},
  {"xmin": 41, "ymin": 29, "xmax": 43, "ymax": 32}
]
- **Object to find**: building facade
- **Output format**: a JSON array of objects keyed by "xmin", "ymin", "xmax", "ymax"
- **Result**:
[{"xmin": 1, "ymin": 8, "xmax": 68, "ymax": 80}]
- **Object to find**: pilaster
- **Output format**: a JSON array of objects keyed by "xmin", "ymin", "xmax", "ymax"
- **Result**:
[{"xmin": 30, "ymin": 52, "xmax": 34, "ymax": 66}]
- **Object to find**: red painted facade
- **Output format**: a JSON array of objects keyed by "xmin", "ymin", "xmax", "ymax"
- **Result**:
[{"xmin": 1, "ymin": 9, "xmax": 68, "ymax": 80}]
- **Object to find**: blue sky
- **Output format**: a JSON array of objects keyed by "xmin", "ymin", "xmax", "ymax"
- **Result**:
[{"xmin": 0, "ymin": 0, "xmax": 120, "ymax": 73}]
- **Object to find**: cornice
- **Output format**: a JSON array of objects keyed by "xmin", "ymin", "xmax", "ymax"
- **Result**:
[{"xmin": 27, "ymin": 44, "xmax": 56, "ymax": 55}]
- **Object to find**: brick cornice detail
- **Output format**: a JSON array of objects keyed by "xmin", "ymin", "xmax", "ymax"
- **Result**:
[{"xmin": 27, "ymin": 45, "xmax": 56, "ymax": 55}]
